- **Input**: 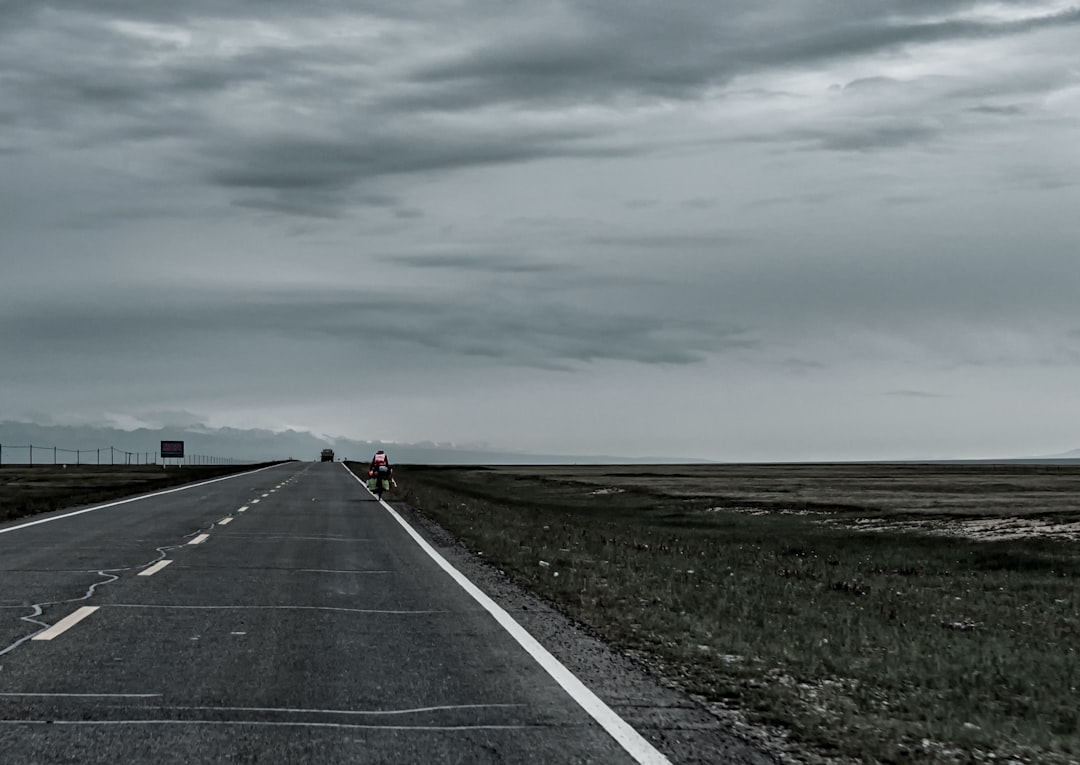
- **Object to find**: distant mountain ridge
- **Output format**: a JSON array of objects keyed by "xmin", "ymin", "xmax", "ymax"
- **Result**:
[
  {"xmin": 1034, "ymin": 448, "xmax": 1080, "ymax": 460},
  {"xmin": 0, "ymin": 421, "xmax": 699, "ymax": 465}
]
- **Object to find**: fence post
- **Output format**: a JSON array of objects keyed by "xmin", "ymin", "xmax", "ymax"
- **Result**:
[
  {"xmin": 54, "ymin": 446, "xmax": 57, "ymax": 465},
  {"xmin": 29, "ymin": 445, "xmax": 33, "ymax": 466},
  {"xmin": 77, "ymin": 449, "xmax": 81, "ymax": 466}
]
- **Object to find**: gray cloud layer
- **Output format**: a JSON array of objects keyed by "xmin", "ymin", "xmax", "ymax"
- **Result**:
[{"xmin": 2, "ymin": 1, "xmax": 1079, "ymax": 459}]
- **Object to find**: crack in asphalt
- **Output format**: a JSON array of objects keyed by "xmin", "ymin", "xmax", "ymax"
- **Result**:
[
  {"xmin": 0, "ymin": 525, "xmax": 215, "ymax": 661},
  {"xmin": 0, "ymin": 569, "xmax": 120, "ymax": 659},
  {"xmin": 133, "ymin": 703, "xmax": 528, "ymax": 717}
]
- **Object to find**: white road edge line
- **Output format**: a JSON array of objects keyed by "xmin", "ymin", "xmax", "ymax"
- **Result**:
[
  {"xmin": 0, "ymin": 463, "xmax": 288, "ymax": 537},
  {"xmin": 340, "ymin": 463, "xmax": 671, "ymax": 765},
  {"xmin": 0, "ymin": 720, "xmax": 533, "ymax": 731},
  {"xmin": 188, "ymin": 534, "xmax": 210, "ymax": 546},
  {"xmin": 31, "ymin": 606, "xmax": 98, "ymax": 641},
  {"xmin": 137, "ymin": 560, "xmax": 173, "ymax": 577},
  {"xmin": 0, "ymin": 693, "xmax": 161, "ymax": 699}
]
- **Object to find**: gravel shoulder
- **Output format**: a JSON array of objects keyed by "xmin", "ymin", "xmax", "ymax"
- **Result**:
[{"xmin": 390, "ymin": 497, "xmax": 787, "ymax": 765}]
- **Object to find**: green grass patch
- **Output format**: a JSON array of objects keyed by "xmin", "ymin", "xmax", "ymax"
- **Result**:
[{"xmin": 395, "ymin": 464, "xmax": 1080, "ymax": 765}]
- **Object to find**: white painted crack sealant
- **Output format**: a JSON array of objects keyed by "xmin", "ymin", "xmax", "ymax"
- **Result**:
[{"xmin": 0, "ymin": 570, "xmax": 120, "ymax": 657}]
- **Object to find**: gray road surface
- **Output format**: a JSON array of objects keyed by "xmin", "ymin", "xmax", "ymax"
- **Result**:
[{"xmin": 0, "ymin": 462, "xmax": 776, "ymax": 764}]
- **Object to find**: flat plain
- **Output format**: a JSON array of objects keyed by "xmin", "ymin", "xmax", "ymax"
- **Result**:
[
  {"xmin": 0, "ymin": 464, "xmax": 264, "ymax": 523},
  {"xmin": 396, "ymin": 463, "xmax": 1080, "ymax": 765},
  {"xmin": 5, "ymin": 461, "xmax": 1077, "ymax": 764}
]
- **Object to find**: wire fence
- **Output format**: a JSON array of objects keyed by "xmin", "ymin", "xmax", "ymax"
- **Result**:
[{"xmin": 0, "ymin": 443, "xmax": 245, "ymax": 467}]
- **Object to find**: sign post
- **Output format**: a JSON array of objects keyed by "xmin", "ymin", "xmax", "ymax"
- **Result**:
[{"xmin": 160, "ymin": 440, "xmax": 185, "ymax": 468}]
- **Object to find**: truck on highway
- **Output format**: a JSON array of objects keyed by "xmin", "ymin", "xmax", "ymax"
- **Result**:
[{"xmin": 320, "ymin": 448, "xmax": 334, "ymax": 462}]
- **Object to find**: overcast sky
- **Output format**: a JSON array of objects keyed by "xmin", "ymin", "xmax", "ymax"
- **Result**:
[{"xmin": 2, "ymin": 1, "xmax": 1079, "ymax": 461}]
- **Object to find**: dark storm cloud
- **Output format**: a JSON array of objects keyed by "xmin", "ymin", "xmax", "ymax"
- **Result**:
[
  {"xmin": 0, "ymin": 286, "xmax": 754, "ymax": 370},
  {"xmin": 762, "ymin": 8, "xmax": 1080, "ymax": 69},
  {"xmin": 813, "ymin": 123, "xmax": 942, "ymax": 152},
  {"xmin": 207, "ymin": 126, "xmax": 613, "ymax": 192},
  {"xmin": 394, "ymin": 253, "xmax": 563, "ymax": 273},
  {"xmin": 968, "ymin": 104, "xmax": 1027, "ymax": 116},
  {"xmin": 0, "ymin": 1, "xmax": 419, "ymax": 26},
  {"xmin": 3, "ymin": 0, "xmax": 1073, "ymax": 222},
  {"xmin": 230, "ymin": 191, "xmax": 354, "ymax": 219},
  {"xmin": 410, "ymin": 4, "xmax": 1080, "ymax": 107},
  {"xmin": 589, "ymin": 233, "xmax": 745, "ymax": 249},
  {"xmin": 201, "ymin": 125, "xmax": 628, "ymax": 217}
]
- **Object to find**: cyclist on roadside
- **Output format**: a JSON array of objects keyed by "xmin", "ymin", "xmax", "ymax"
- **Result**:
[{"xmin": 368, "ymin": 450, "xmax": 394, "ymax": 494}]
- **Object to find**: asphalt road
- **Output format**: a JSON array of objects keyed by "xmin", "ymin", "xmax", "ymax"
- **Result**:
[{"xmin": 0, "ymin": 461, "xmax": 671, "ymax": 764}]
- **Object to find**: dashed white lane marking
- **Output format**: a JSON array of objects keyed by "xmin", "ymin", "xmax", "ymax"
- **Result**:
[
  {"xmin": 138, "ymin": 560, "xmax": 172, "ymax": 577},
  {"xmin": 218, "ymin": 518, "xmax": 233, "ymax": 526},
  {"xmin": 261, "ymin": 493, "xmax": 269, "ymax": 498},
  {"xmin": 0, "ymin": 464, "xmax": 289, "ymax": 537},
  {"xmin": 31, "ymin": 607, "xmax": 98, "ymax": 641},
  {"xmin": 237, "ymin": 506, "xmax": 249, "ymax": 513},
  {"xmin": 251, "ymin": 499, "xmax": 260, "ymax": 504},
  {"xmin": 187, "ymin": 534, "xmax": 210, "ymax": 546},
  {"xmin": 341, "ymin": 463, "xmax": 671, "ymax": 765}
]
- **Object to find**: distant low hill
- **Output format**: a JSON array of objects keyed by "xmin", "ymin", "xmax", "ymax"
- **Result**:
[{"xmin": 0, "ymin": 421, "xmax": 699, "ymax": 465}]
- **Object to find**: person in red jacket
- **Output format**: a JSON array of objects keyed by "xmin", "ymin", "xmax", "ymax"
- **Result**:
[{"xmin": 368, "ymin": 450, "xmax": 394, "ymax": 493}]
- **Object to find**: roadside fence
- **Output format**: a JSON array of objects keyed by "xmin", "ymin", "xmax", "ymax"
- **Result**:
[{"xmin": 0, "ymin": 443, "xmax": 244, "ymax": 467}]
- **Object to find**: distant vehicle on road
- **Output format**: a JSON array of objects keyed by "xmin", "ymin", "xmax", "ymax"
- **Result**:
[{"xmin": 320, "ymin": 449, "xmax": 334, "ymax": 462}]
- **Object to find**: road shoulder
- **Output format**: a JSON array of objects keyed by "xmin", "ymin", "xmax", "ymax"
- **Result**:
[{"xmin": 389, "ymin": 497, "xmax": 784, "ymax": 765}]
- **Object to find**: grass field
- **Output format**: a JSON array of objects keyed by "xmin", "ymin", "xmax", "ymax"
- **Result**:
[
  {"xmin": 0, "ymin": 464, "xmax": 271, "ymax": 524},
  {"xmin": 393, "ymin": 464, "xmax": 1080, "ymax": 765}
]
